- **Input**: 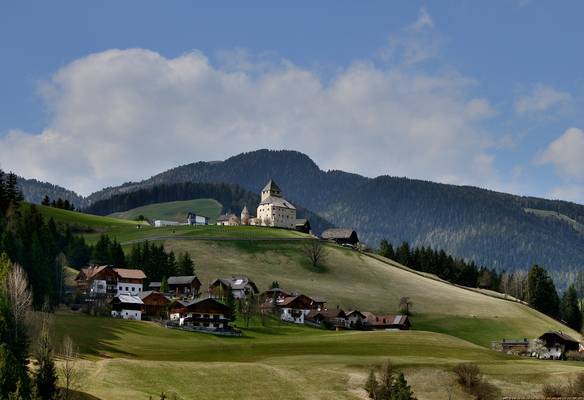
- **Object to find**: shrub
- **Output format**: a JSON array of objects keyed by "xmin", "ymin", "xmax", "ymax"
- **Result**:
[
  {"xmin": 565, "ymin": 351, "xmax": 584, "ymax": 362},
  {"xmin": 453, "ymin": 363, "xmax": 481, "ymax": 390},
  {"xmin": 542, "ymin": 383, "xmax": 566, "ymax": 398},
  {"xmin": 473, "ymin": 381, "xmax": 501, "ymax": 400}
]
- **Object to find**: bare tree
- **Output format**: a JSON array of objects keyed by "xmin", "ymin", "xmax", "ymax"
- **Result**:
[
  {"xmin": 500, "ymin": 272, "xmax": 510, "ymax": 298},
  {"xmin": 398, "ymin": 297, "xmax": 413, "ymax": 315},
  {"xmin": 303, "ymin": 240, "xmax": 327, "ymax": 268},
  {"xmin": 60, "ymin": 336, "xmax": 80, "ymax": 400},
  {"xmin": 6, "ymin": 263, "xmax": 32, "ymax": 339},
  {"xmin": 239, "ymin": 293, "xmax": 256, "ymax": 328}
]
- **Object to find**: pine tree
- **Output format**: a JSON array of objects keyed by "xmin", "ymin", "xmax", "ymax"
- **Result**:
[
  {"xmin": 41, "ymin": 196, "xmax": 50, "ymax": 206},
  {"xmin": 527, "ymin": 265, "xmax": 560, "ymax": 318},
  {"xmin": 560, "ymin": 285, "xmax": 582, "ymax": 332},
  {"xmin": 379, "ymin": 240, "xmax": 395, "ymax": 260},
  {"xmin": 390, "ymin": 373, "xmax": 416, "ymax": 400},
  {"xmin": 160, "ymin": 276, "xmax": 169, "ymax": 293},
  {"xmin": 364, "ymin": 369, "xmax": 379, "ymax": 399},
  {"xmin": 176, "ymin": 252, "xmax": 194, "ymax": 276}
]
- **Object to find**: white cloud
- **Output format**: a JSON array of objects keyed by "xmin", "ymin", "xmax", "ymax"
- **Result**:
[
  {"xmin": 539, "ymin": 127, "xmax": 584, "ymax": 179},
  {"xmin": 514, "ymin": 84, "xmax": 571, "ymax": 115},
  {"xmin": 410, "ymin": 8, "xmax": 434, "ymax": 32},
  {"xmin": 547, "ymin": 185, "xmax": 584, "ymax": 203},
  {"xmin": 0, "ymin": 48, "xmax": 501, "ymax": 196}
]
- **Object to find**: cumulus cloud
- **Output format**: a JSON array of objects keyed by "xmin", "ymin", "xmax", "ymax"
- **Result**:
[
  {"xmin": 0, "ymin": 47, "xmax": 501, "ymax": 196},
  {"xmin": 514, "ymin": 84, "xmax": 571, "ymax": 115},
  {"xmin": 539, "ymin": 127, "xmax": 584, "ymax": 179}
]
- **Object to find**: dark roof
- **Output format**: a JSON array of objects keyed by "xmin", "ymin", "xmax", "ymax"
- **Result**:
[
  {"xmin": 321, "ymin": 228, "xmax": 357, "ymax": 240},
  {"xmin": 539, "ymin": 331, "xmax": 581, "ymax": 344},
  {"xmin": 149, "ymin": 282, "xmax": 161, "ymax": 288},
  {"xmin": 262, "ymin": 288, "xmax": 292, "ymax": 296},
  {"xmin": 363, "ymin": 312, "xmax": 409, "ymax": 327},
  {"xmin": 168, "ymin": 276, "xmax": 199, "ymax": 285},
  {"xmin": 307, "ymin": 309, "xmax": 346, "ymax": 320},
  {"xmin": 346, "ymin": 310, "xmax": 366, "ymax": 318},
  {"xmin": 259, "ymin": 196, "xmax": 296, "ymax": 209},
  {"xmin": 138, "ymin": 290, "xmax": 170, "ymax": 302},
  {"xmin": 295, "ymin": 219, "xmax": 309, "ymax": 226},
  {"xmin": 262, "ymin": 179, "xmax": 281, "ymax": 194},
  {"xmin": 211, "ymin": 276, "xmax": 258, "ymax": 292}
]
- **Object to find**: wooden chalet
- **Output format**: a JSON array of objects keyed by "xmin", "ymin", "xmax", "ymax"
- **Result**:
[
  {"xmin": 75, "ymin": 266, "xmax": 118, "ymax": 298},
  {"xmin": 167, "ymin": 275, "xmax": 202, "ymax": 296},
  {"xmin": 139, "ymin": 291, "xmax": 170, "ymax": 319},
  {"xmin": 362, "ymin": 312, "xmax": 410, "ymax": 330},
  {"xmin": 321, "ymin": 228, "xmax": 359, "ymax": 245},
  {"xmin": 538, "ymin": 331, "xmax": 582, "ymax": 359},
  {"xmin": 346, "ymin": 310, "xmax": 367, "ymax": 329},
  {"xmin": 277, "ymin": 294, "xmax": 324, "ymax": 324},
  {"xmin": 170, "ymin": 297, "xmax": 232, "ymax": 331},
  {"xmin": 111, "ymin": 294, "xmax": 143, "ymax": 320},
  {"xmin": 209, "ymin": 276, "xmax": 259, "ymax": 299},
  {"xmin": 306, "ymin": 309, "xmax": 348, "ymax": 329}
]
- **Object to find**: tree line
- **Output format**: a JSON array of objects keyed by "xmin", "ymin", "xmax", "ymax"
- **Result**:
[
  {"xmin": 41, "ymin": 196, "xmax": 75, "ymax": 211},
  {"xmin": 379, "ymin": 239, "xmax": 583, "ymax": 332}
]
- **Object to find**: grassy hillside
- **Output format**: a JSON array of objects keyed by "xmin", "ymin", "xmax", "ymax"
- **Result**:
[
  {"xmin": 53, "ymin": 312, "xmax": 583, "ymax": 400},
  {"xmin": 109, "ymin": 198, "xmax": 222, "ymax": 224},
  {"xmin": 35, "ymin": 204, "xmax": 310, "ymax": 244}
]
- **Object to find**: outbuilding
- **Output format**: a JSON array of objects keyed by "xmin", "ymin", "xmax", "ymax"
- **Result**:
[{"xmin": 321, "ymin": 228, "xmax": 359, "ymax": 245}]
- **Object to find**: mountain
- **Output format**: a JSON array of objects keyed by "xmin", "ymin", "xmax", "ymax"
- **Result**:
[
  {"xmin": 19, "ymin": 149, "xmax": 584, "ymax": 283},
  {"xmin": 17, "ymin": 177, "xmax": 87, "ymax": 208}
]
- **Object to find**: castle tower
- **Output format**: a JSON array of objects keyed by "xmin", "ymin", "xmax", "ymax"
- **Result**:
[
  {"xmin": 241, "ymin": 205, "xmax": 250, "ymax": 225},
  {"xmin": 261, "ymin": 179, "xmax": 282, "ymax": 202}
]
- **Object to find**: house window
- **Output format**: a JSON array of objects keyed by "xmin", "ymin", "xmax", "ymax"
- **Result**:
[{"xmin": 131, "ymin": 287, "xmax": 135, "ymax": 291}]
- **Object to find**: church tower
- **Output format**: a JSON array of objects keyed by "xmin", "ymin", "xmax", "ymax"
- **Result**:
[
  {"xmin": 241, "ymin": 205, "xmax": 250, "ymax": 225},
  {"xmin": 261, "ymin": 179, "xmax": 282, "ymax": 201}
]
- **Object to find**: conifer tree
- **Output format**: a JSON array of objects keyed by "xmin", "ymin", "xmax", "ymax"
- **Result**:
[{"xmin": 560, "ymin": 285, "xmax": 582, "ymax": 332}]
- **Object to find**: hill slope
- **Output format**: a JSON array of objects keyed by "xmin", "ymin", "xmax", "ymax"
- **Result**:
[
  {"xmin": 83, "ymin": 149, "xmax": 584, "ymax": 282},
  {"xmin": 42, "ymin": 206, "xmax": 578, "ymax": 346},
  {"xmin": 110, "ymin": 198, "xmax": 222, "ymax": 223}
]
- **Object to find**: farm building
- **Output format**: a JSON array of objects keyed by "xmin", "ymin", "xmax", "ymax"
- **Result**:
[
  {"xmin": 209, "ymin": 276, "xmax": 259, "ymax": 299},
  {"xmin": 111, "ymin": 294, "xmax": 143, "ymax": 320},
  {"xmin": 491, "ymin": 338, "xmax": 531, "ymax": 355},
  {"xmin": 294, "ymin": 219, "xmax": 311, "ymax": 234},
  {"xmin": 306, "ymin": 309, "xmax": 348, "ymax": 328},
  {"xmin": 362, "ymin": 312, "xmax": 410, "ymax": 330},
  {"xmin": 154, "ymin": 220, "xmax": 181, "ymax": 227},
  {"xmin": 277, "ymin": 294, "xmax": 324, "ymax": 324},
  {"xmin": 216, "ymin": 213, "xmax": 240, "ymax": 226},
  {"xmin": 538, "ymin": 331, "xmax": 582, "ymax": 359},
  {"xmin": 186, "ymin": 212, "xmax": 209, "ymax": 225},
  {"xmin": 114, "ymin": 268, "xmax": 147, "ymax": 296},
  {"xmin": 168, "ymin": 275, "xmax": 202, "ymax": 297},
  {"xmin": 346, "ymin": 310, "xmax": 367, "ymax": 329},
  {"xmin": 170, "ymin": 297, "xmax": 232, "ymax": 331},
  {"xmin": 139, "ymin": 291, "xmax": 170, "ymax": 319},
  {"xmin": 321, "ymin": 228, "xmax": 359, "ymax": 245}
]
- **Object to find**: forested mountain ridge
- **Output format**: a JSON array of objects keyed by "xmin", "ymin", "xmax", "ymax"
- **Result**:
[
  {"xmin": 17, "ymin": 177, "xmax": 87, "ymax": 208},
  {"xmin": 18, "ymin": 149, "xmax": 584, "ymax": 282}
]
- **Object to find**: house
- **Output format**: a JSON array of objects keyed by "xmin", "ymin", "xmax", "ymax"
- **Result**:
[
  {"xmin": 139, "ymin": 291, "xmax": 170, "ymax": 319},
  {"xmin": 111, "ymin": 294, "xmax": 143, "ymax": 320},
  {"xmin": 538, "ymin": 331, "xmax": 582, "ymax": 359},
  {"xmin": 75, "ymin": 265, "xmax": 118, "ymax": 297},
  {"xmin": 187, "ymin": 213, "xmax": 209, "ymax": 226},
  {"xmin": 491, "ymin": 338, "xmax": 531, "ymax": 355},
  {"xmin": 346, "ymin": 310, "xmax": 367, "ymax": 329},
  {"xmin": 216, "ymin": 213, "xmax": 240, "ymax": 226},
  {"xmin": 294, "ymin": 219, "xmax": 311, "ymax": 234},
  {"xmin": 170, "ymin": 297, "xmax": 232, "ymax": 331},
  {"xmin": 306, "ymin": 309, "xmax": 348, "ymax": 328},
  {"xmin": 256, "ymin": 180, "xmax": 296, "ymax": 229},
  {"xmin": 362, "ymin": 312, "xmax": 410, "ymax": 330},
  {"xmin": 148, "ymin": 281, "xmax": 161, "ymax": 291},
  {"xmin": 154, "ymin": 220, "xmax": 180, "ymax": 227},
  {"xmin": 114, "ymin": 268, "xmax": 146, "ymax": 296},
  {"xmin": 321, "ymin": 228, "xmax": 359, "ymax": 245},
  {"xmin": 277, "ymin": 294, "xmax": 324, "ymax": 324},
  {"xmin": 209, "ymin": 276, "xmax": 259, "ymax": 299},
  {"xmin": 167, "ymin": 275, "xmax": 202, "ymax": 296}
]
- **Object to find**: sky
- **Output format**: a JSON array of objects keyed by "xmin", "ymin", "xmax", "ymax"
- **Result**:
[{"xmin": 1, "ymin": 1, "xmax": 584, "ymax": 203}]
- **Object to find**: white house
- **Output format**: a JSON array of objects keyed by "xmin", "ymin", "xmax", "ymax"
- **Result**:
[
  {"xmin": 111, "ymin": 294, "xmax": 143, "ymax": 320},
  {"xmin": 186, "ymin": 213, "xmax": 209, "ymax": 226},
  {"xmin": 255, "ymin": 180, "xmax": 296, "ymax": 229},
  {"xmin": 114, "ymin": 268, "xmax": 146, "ymax": 296}
]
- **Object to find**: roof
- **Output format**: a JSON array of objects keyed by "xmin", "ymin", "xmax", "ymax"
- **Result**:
[
  {"xmin": 211, "ymin": 276, "xmax": 258, "ymax": 292},
  {"xmin": 76, "ymin": 265, "xmax": 109, "ymax": 280},
  {"xmin": 115, "ymin": 294, "xmax": 144, "ymax": 304},
  {"xmin": 168, "ymin": 276, "xmax": 199, "ymax": 285},
  {"xmin": 307, "ymin": 309, "xmax": 346, "ymax": 319},
  {"xmin": 321, "ymin": 228, "xmax": 357, "ymax": 240},
  {"xmin": 259, "ymin": 196, "xmax": 296, "ymax": 209},
  {"xmin": 346, "ymin": 310, "xmax": 366, "ymax": 318},
  {"xmin": 114, "ymin": 268, "xmax": 147, "ymax": 280},
  {"xmin": 262, "ymin": 179, "xmax": 281, "ymax": 194},
  {"xmin": 149, "ymin": 282, "xmax": 161, "ymax": 288},
  {"xmin": 363, "ymin": 312, "xmax": 409, "ymax": 326},
  {"xmin": 262, "ymin": 288, "xmax": 292, "ymax": 296},
  {"xmin": 295, "ymin": 219, "xmax": 309, "ymax": 226},
  {"xmin": 241, "ymin": 206, "xmax": 249, "ymax": 214},
  {"xmin": 539, "ymin": 331, "xmax": 581, "ymax": 344}
]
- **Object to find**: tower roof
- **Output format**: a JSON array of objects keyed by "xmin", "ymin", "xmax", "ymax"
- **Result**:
[
  {"xmin": 262, "ymin": 179, "xmax": 281, "ymax": 193},
  {"xmin": 242, "ymin": 205, "xmax": 249, "ymax": 213}
]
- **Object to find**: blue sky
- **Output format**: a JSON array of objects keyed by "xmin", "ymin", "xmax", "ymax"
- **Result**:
[{"xmin": 1, "ymin": 1, "xmax": 584, "ymax": 202}]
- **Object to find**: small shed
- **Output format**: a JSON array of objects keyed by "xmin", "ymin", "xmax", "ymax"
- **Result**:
[
  {"xmin": 321, "ymin": 228, "xmax": 359, "ymax": 245},
  {"xmin": 294, "ymin": 219, "xmax": 311, "ymax": 234}
]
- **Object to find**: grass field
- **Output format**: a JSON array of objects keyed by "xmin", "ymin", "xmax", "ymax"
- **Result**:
[
  {"xmin": 53, "ymin": 312, "xmax": 584, "ymax": 400},
  {"xmin": 109, "ymin": 199, "xmax": 222, "ymax": 224},
  {"xmin": 35, "ymin": 204, "xmax": 310, "ymax": 244}
]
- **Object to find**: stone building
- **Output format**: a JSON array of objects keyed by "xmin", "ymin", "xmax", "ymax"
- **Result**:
[{"xmin": 256, "ymin": 179, "xmax": 296, "ymax": 229}]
